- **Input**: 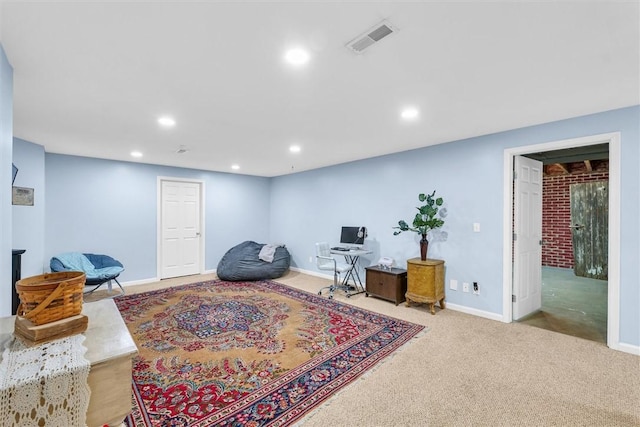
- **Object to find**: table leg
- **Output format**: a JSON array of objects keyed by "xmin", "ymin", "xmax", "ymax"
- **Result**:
[{"xmin": 342, "ymin": 255, "xmax": 365, "ymax": 295}]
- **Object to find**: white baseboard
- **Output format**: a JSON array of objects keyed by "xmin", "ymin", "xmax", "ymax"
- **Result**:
[
  {"xmin": 445, "ymin": 302, "xmax": 504, "ymax": 322},
  {"xmin": 120, "ymin": 277, "xmax": 159, "ymax": 287},
  {"xmin": 612, "ymin": 341, "xmax": 640, "ymax": 356},
  {"xmin": 289, "ymin": 266, "xmax": 333, "ymax": 281},
  {"xmin": 292, "ymin": 266, "xmax": 505, "ymax": 322},
  {"xmin": 120, "ymin": 269, "xmax": 217, "ymax": 288}
]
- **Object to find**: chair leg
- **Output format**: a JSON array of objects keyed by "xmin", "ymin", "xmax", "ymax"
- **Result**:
[
  {"xmin": 318, "ymin": 271, "xmax": 339, "ymax": 299},
  {"xmin": 83, "ymin": 283, "xmax": 104, "ymax": 295},
  {"xmin": 83, "ymin": 278, "xmax": 125, "ymax": 298},
  {"xmin": 318, "ymin": 267, "xmax": 364, "ymax": 299},
  {"xmin": 111, "ymin": 278, "xmax": 126, "ymax": 297},
  {"xmin": 329, "ymin": 271, "xmax": 338, "ymax": 298}
]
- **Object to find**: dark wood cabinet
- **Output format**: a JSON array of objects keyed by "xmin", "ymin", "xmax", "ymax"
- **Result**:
[{"xmin": 365, "ymin": 266, "xmax": 407, "ymax": 305}]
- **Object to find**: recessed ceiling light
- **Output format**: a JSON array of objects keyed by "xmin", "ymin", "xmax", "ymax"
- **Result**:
[
  {"xmin": 130, "ymin": 151, "xmax": 143, "ymax": 158},
  {"xmin": 231, "ymin": 164, "xmax": 240, "ymax": 170},
  {"xmin": 157, "ymin": 116, "xmax": 176, "ymax": 127},
  {"xmin": 284, "ymin": 48, "xmax": 310, "ymax": 66},
  {"xmin": 289, "ymin": 145, "xmax": 301, "ymax": 153},
  {"xmin": 400, "ymin": 107, "xmax": 419, "ymax": 121}
]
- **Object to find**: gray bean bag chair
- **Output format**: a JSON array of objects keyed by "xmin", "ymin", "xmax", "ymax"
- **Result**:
[{"xmin": 217, "ymin": 241, "xmax": 290, "ymax": 281}]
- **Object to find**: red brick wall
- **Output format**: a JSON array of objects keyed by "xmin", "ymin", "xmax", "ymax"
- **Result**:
[{"xmin": 542, "ymin": 171, "xmax": 609, "ymax": 268}]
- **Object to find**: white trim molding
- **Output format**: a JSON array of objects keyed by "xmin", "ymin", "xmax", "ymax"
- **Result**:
[
  {"xmin": 120, "ymin": 277, "xmax": 160, "ymax": 288},
  {"xmin": 445, "ymin": 303, "xmax": 504, "ymax": 322},
  {"xmin": 289, "ymin": 266, "xmax": 333, "ymax": 281}
]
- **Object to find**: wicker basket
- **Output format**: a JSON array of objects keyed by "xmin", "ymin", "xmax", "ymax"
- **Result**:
[{"xmin": 15, "ymin": 271, "xmax": 86, "ymax": 325}]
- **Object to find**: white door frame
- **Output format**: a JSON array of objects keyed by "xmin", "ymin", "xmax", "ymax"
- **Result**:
[
  {"xmin": 502, "ymin": 132, "xmax": 621, "ymax": 350},
  {"xmin": 157, "ymin": 176, "xmax": 206, "ymax": 279}
]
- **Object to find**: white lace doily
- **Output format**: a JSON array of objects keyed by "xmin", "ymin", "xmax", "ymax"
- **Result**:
[{"xmin": 0, "ymin": 334, "xmax": 91, "ymax": 427}]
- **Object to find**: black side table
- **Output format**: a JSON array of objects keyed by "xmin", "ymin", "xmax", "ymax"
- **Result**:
[{"xmin": 12, "ymin": 249, "xmax": 26, "ymax": 315}]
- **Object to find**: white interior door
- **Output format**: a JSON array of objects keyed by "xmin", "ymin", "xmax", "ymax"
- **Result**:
[
  {"xmin": 513, "ymin": 155, "xmax": 543, "ymax": 320},
  {"xmin": 160, "ymin": 180, "xmax": 202, "ymax": 279}
]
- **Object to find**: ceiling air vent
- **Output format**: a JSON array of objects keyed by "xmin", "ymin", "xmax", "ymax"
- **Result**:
[{"xmin": 346, "ymin": 20, "xmax": 396, "ymax": 54}]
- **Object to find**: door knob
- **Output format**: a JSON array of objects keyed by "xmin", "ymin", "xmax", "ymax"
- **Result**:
[{"xmin": 569, "ymin": 224, "xmax": 584, "ymax": 230}]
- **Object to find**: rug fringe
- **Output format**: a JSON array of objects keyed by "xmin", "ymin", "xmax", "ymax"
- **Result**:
[{"xmin": 293, "ymin": 327, "xmax": 430, "ymax": 426}]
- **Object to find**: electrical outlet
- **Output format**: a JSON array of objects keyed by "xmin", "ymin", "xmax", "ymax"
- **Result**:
[
  {"xmin": 309, "ymin": 256, "xmax": 313, "ymax": 263},
  {"xmin": 449, "ymin": 279, "xmax": 458, "ymax": 291},
  {"xmin": 473, "ymin": 223, "xmax": 481, "ymax": 232},
  {"xmin": 473, "ymin": 282, "xmax": 479, "ymax": 295},
  {"xmin": 462, "ymin": 282, "xmax": 470, "ymax": 293}
]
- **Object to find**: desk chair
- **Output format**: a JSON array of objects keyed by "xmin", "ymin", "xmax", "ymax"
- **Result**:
[{"xmin": 315, "ymin": 242, "xmax": 354, "ymax": 299}]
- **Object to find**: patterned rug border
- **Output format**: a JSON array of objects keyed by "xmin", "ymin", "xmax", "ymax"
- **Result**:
[
  {"xmin": 116, "ymin": 279, "xmax": 426, "ymax": 426},
  {"xmin": 293, "ymin": 326, "xmax": 429, "ymax": 426}
]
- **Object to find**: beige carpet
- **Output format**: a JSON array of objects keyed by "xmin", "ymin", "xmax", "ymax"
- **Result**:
[{"xmin": 89, "ymin": 271, "xmax": 640, "ymax": 426}]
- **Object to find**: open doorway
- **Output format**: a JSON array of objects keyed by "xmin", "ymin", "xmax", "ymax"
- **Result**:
[
  {"xmin": 517, "ymin": 144, "xmax": 609, "ymax": 344},
  {"xmin": 502, "ymin": 132, "xmax": 621, "ymax": 351}
]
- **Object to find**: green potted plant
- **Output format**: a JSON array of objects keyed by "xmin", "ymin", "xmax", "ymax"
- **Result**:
[{"xmin": 393, "ymin": 190, "xmax": 446, "ymax": 261}]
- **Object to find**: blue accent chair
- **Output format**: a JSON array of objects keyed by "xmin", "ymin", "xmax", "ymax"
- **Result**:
[{"xmin": 50, "ymin": 252, "xmax": 125, "ymax": 297}]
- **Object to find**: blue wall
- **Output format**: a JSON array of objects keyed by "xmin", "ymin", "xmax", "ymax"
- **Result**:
[
  {"xmin": 0, "ymin": 44, "xmax": 13, "ymax": 317},
  {"xmin": 45, "ymin": 154, "xmax": 271, "ymax": 282},
  {"xmin": 12, "ymin": 138, "xmax": 46, "ymax": 277},
  {"xmin": 10, "ymin": 106, "xmax": 640, "ymax": 349},
  {"xmin": 270, "ymin": 106, "xmax": 639, "ymax": 347}
]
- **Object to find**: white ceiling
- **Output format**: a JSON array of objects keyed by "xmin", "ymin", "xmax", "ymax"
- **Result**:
[{"xmin": 1, "ymin": 1, "xmax": 638, "ymax": 177}]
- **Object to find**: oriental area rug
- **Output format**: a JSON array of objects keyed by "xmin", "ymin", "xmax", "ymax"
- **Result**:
[{"xmin": 114, "ymin": 280, "xmax": 424, "ymax": 426}]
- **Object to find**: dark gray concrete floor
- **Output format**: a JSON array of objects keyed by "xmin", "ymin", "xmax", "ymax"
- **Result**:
[{"xmin": 517, "ymin": 266, "xmax": 607, "ymax": 344}]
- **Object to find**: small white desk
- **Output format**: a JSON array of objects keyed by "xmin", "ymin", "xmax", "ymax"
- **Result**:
[
  {"xmin": 330, "ymin": 248, "xmax": 372, "ymax": 295},
  {"xmin": 0, "ymin": 299, "xmax": 138, "ymax": 427}
]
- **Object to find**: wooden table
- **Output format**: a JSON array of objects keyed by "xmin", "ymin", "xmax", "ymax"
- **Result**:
[
  {"xmin": 0, "ymin": 299, "xmax": 138, "ymax": 427},
  {"xmin": 406, "ymin": 258, "xmax": 445, "ymax": 315}
]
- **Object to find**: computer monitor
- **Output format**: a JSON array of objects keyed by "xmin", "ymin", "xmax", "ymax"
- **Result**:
[{"xmin": 340, "ymin": 226, "xmax": 367, "ymax": 247}]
